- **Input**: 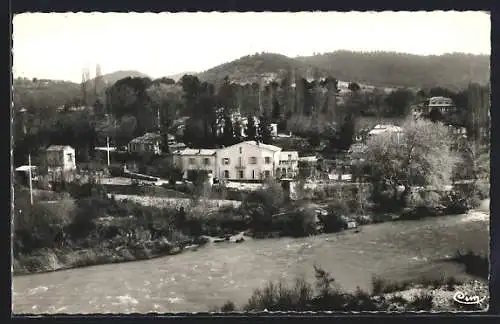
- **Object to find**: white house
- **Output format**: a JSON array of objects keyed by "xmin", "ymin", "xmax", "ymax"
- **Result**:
[
  {"xmin": 215, "ymin": 141, "xmax": 298, "ymax": 181},
  {"xmin": 368, "ymin": 124, "xmax": 403, "ymax": 137},
  {"xmin": 172, "ymin": 148, "xmax": 218, "ymax": 180},
  {"xmin": 428, "ymin": 96, "xmax": 456, "ymax": 114},
  {"xmin": 128, "ymin": 132, "xmax": 162, "ymax": 155},
  {"xmin": 45, "ymin": 145, "xmax": 76, "ymax": 173},
  {"xmin": 276, "ymin": 151, "xmax": 299, "ymax": 179}
]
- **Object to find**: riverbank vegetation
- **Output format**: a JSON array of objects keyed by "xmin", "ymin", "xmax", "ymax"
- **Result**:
[{"xmin": 211, "ymin": 264, "xmax": 488, "ymax": 312}]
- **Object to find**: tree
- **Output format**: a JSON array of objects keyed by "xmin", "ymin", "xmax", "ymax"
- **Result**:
[
  {"xmin": 384, "ymin": 88, "xmax": 414, "ymax": 117},
  {"xmin": 233, "ymin": 119, "xmax": 244, "ymax": 143},
  {"xmin": 246, "ymin": 114, "xmax": 257, "ymax": 141},
  {"xmin": 348, "ymin": 82, "xmax": 361, "ymax": 92},
  {"xmin": 221, "ymin": 113, "xmax": 235, "ymax": 146},
  {"xmin": 271, "ymin": 97, "xmax": 282, "ymax": 122},
  {"xmin": 258, "ymin": 114, "xmax": 273, "ymax": 144},
  {"xmin": 160, "ymin": 124, "xmax": 170, "ymax": 154},
  {"xmin": 428, "ymin": 108, "xmax": 444, "ymax": 123},
  {"xmin": 146, "ymin": 82, "xmax": 180, "ymax": 130},
  {"xmin": 357, "ymin": 118, "xmax": 456, "ymax": 211},
  {"xmin": 217, "ymin": 76, "xmax": 236, "ymax": 111}
]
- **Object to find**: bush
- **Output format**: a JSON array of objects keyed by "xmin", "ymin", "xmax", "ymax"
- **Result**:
[
  {"xmin": 320, "ymin": 203, "xmax": 350, "ymax": 233},
  {"xmin": 219, "ymin": 266, "xmax": 461, "ymax": 312},
  {"xmin": 408, "ymin": 292, "xmax": 434, "ymax": 311},
  {"xmin": 243, "ymin": 277, "xmax": 314, "ymax": 311},
  {"xmin": 281, "ymin": 207, "xmax": 318, "ymax": 237},
  {"xmin": 13, "ymin": 198, "xmax": 77, "ymax": 253},
  {"xmin": 452, "ymin": 250, "xmax": 489, "ymax": 280},
  {"xmin": 108, "ymin": 164, "xmax": 125, "ymax": 177}
]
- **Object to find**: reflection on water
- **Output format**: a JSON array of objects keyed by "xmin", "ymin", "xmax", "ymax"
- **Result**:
[{"xmin": 13, "ymin": 212, "xmax": 489, "ymax": 314}]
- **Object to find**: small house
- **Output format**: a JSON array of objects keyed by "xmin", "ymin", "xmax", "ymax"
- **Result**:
[
  {"xmin": 14, "ymin": 165, "xmax": 38, "ymax": 186},
  {"xmin": 428, "ymin": 96, "xmax": 456, "ymax": 114},
  {"xmin": 45, "ymin": 145, "xmax": 76, "ymax": 173},
  {"xmin": 128, "ymin": 132, "xmax": 162, "ymax": 155}
]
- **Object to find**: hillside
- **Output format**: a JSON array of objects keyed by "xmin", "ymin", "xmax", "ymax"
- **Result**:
[
  {"xmin": 13, "ymin": 78, "xmax": 81, "ymax": 110},
  {"xmin": 196, "ymin": 51, "xmax": 490, "ymax": 90},
  {"xmin": 168, "ymin": 72, "xmax": 197, "ymax": 82},
  {"xmin": 97, "ymin": 70, "xmax": 151, "ymax": 85},
  {"xmin": 196, "ymin": 53, "xmax": 327, "ymax": 85},
  {"xmin": 297, "ymin": 51, "xmax": 490, "ymax": 91}
]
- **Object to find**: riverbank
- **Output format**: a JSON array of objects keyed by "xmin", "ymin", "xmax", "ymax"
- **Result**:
[
  {"xmin": 13, "ymin": 210, "xmax": 489, "ymax": 313},
  {"xmin": 12, "ymin": 232, "xmax": 254, "ymax": 276},
  {"xmin": 218, "ymin": 271, "xmax": 489, "ymax": 312},
  {"xmin": 13, "ymin": 198, "xmax": 489, "ymax": 277},
  {"xmin": 13, "ymin": 239, "xmax": 190, "ymax": 276}
]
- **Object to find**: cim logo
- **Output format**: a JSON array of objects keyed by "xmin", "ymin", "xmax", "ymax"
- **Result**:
[{"xmin": 453, "ymin": 291, "xmax": 487, "ymax": 305}]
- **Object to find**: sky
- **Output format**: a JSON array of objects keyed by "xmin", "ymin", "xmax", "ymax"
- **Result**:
[{"xmin": 13, "ymin": 11, "xmax": 490, "ymax": 83}]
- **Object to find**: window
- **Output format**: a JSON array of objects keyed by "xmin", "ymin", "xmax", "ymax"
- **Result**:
[
  {"xmin": 66, "ymin": 153, "xmax": 73, "ymax": 162},
  {"xmin": 224, "ymin": 170, "xmax": 230, "ymax": 178},
  {"xmin": 222, "ymin": 158, "xmax": 230, "ymax": 165},
  {"xmin": 188, "ymin": 158, "xmax": 196, "ymax": 165},
  {"xmin": 238, "ymin": 170, "xmax": 244, "ymax": 179},
  {"xmin": 252, "ymin": 170, "xmax": 255, "ymax": 179},
  {"xmin": 264, "ymin": 157, "xmax": 271, "ymax": 164},
  {"xmin": 239, "ymin": 147, "xmax": 243, "ymax": 154},
  {"xmin": 249, "ymin": 157, "xmax": 257, "ymax": 164},
  {"xmin": 203, "ymin": 158, "xmax": 210, "ymax": 166},
  {"xmin": 264, "ymin": 170, "xmax": 271, "ymax": 178},
  {"xmin": 288, "ymin": 154, "xmax": 292, "ymax": 160}
]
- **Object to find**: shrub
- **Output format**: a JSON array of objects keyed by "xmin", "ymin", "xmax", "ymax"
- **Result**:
[
  {"xmin": 344, "ymin": 287, "xmax": 378, "ymax": 311},
  {"xmin": 371, "ymin": 276, "xmax": 412, "ymax": 295},
  {"xmin": 452, "ymin": 250, "xmax": 489, "ymax": 280},
  {"xmin": 408, "ymin": 292, "xmax": 434, "ymax": 311},
  {"xmin": 219, "ymin": 300, "xmax": 236, "ymax": 312},
  {"xmin": 320, "ymin": 203, "xmax": 350, "ymax": 233},
  {"xmin": 282, "ymin": 207, "xmax": 318, "ymax": 237},
  {"xmin": 243, "ymin": 277, "xmax": 314, "ymax": 311}
]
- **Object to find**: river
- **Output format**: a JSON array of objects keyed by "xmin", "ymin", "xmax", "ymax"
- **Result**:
[{"xmin": 13, "ymin": 207, "xmax": 489, "ymax": 314}]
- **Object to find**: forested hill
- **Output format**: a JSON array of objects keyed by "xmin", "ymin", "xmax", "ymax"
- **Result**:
[
  {"xmin": 98, "ymin": 70, "xmax": 150, "ymax": 85},
  {"xmin": 13, "ymin": 70, "xmax": 150, "ymax": 111},
  {"xmin": 297, "ymin": 51, "xmax": 490, "ymax": 91},
  {"xmin": 197, "ymin": 51, "xmax": 490, "ymax": 90},
  {"xmin": 196, "ymin": 53, "xmax": 328, "ymax": 85}
]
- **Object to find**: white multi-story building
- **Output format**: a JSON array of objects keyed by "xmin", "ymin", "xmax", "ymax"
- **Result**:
[
  {"xmin": 216, "ymin": 141, "xmax": 282, "ymax": 181},
  {"xmin": 172, "ymin": 149, "xmax": 218, "ymax": 180},
  {"xmin": 276, "ymin": 151, "xmax": 299, "ymax": 179},
  {"xmin": 172, "ymin": 141, "xmax": 299, "ymax": 182}
]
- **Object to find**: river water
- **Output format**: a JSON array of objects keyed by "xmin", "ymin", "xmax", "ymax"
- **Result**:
[{"xmin": 12, "ymin": 209, "xmax": 489, "ymax": 314}]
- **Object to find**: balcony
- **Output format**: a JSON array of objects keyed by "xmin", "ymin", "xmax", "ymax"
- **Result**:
[
  {"xmin": 279, "ymin": 160, "xmax": 298, "ymax": 165},
  {"xmin": 235, "ymin": 164, "xmax": 246, "ymax": 170}
]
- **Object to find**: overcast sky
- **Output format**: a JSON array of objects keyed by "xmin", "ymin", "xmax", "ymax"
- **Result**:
[{"xmin": 13, "ymin": 11, "xmax": 490, "ymax": 83}]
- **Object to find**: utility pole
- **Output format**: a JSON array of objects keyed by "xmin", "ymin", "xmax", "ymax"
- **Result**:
[
  {"xmin": 28, "ymin": 153, "xmax": 33, "ymax": 205},
  {"xmin": 106, "ymin": 136, "xmax": 111, "ymax": 166},
  {"xmin": 157, "ymin": 106, "xmax": 161, "ymax": 131}
]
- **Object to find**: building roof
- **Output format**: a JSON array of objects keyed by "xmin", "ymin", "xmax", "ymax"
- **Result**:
[
  {"xmin": 429, "ymin": 96, "xmax": 454, "ymax": 106},
  {"xmin": 174, "ymin": 148, "xmax": 217, "ymax": 156},
  {"xmin": 280, "ymin": 151, "xmax": 298, "ymax": 159},
  {"xmin": 95, "ymin": 147, "xmax": 117, "ymax": 152},
  {"xmin": 129, "ymin": 132, "xmax": 161, "ymax": 144},
  {"xmin": 15, "ymin": 165, "xmax": 37, "ymax": 172},
  {"xmin": 169, "ymin": 142, "xmax": 187, "ymax": 149},
  {"xmin": 46, "ymin": 145, "xmax": 74, "ymax": 151},
  {"xmin": 243, "ymin": 141, "xmax": 281, "ymax": 152},
  {"xmin": 299, "ymin": 156, "xmax": 318, "ymax": 163},
  {"xmin": 368, "ymin": 124, "xmax": 403, "ymax": 136}
]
